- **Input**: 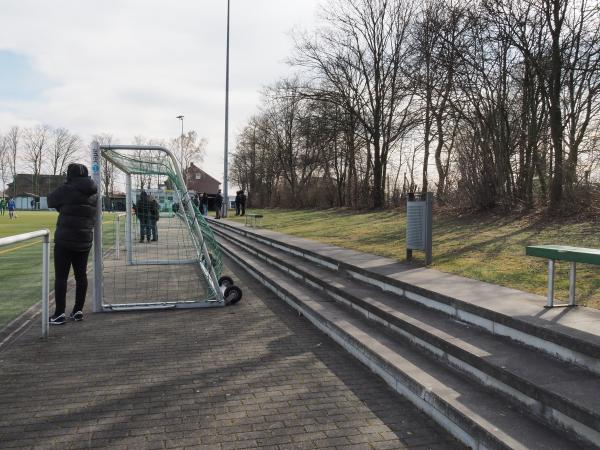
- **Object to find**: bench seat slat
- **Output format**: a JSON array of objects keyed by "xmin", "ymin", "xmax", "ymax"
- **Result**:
[{"xmin": 526, "ymin": 245, "xmax": 600, "ymax": 265}]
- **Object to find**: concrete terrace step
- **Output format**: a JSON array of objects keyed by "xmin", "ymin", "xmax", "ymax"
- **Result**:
[
  {"xmin": 209, "ymin": 218, "xmax": 600, "ymax": 375},
  {"xmin": 215, "ymin": 231, "xmax": 581, "ymax": 450},
  {"xmin": 212, "ymin": 222, "xmax": 600, "ymax": 447}
]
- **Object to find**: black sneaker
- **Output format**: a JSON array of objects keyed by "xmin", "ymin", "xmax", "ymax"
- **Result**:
[
  {"xmin": 49, "ymin": 313, "xmax": 66, "ymax": 325},
  {"xmin": 70, "ymin": 311, "xmax": 83, "ymax": 321}
]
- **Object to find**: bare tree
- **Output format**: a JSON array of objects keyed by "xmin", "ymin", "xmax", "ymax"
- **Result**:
[
  {"xmin": 295, "ymin": 0, "xmax": 417, "ymax": 207},
  {"xmin": 0, "ymin": 134, "xmax": 9, "ymax": 196},
  {"xmin": 411, "ymin": 0, "xmax": 465, "ymax": 199},
  {"xmin": 561, "ymin": 0, "xmax": 600, "ymax": 190},
  {"xmin": 231, "ymin": 115, "xmax": 281, "ymax": 207},
  {"xmin": 93, "ymin": 133, "xmax": 116, "ymax": 197},
  {"xmin": 132, "ymin": 135, "xmax": 154, "ymax": 190},
  {"xmin": 170, "ymin": 130, "xmax": 207, "ymax": 184},
  {"xmin": 49, "ymin": 128, "xmax": 81, "ymax": 176},
  {"xmin": 23, "ymin": 125, "xmax": 50, "ymax": 196},
  {"xmin": 6, "ymin": 126, "xmax": 20, "ymax": 197}
]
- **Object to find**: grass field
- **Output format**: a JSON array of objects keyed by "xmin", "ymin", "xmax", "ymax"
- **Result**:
[
  {"xmin": 0, "ymin": 211, "xmax": 117, "ymax": 328},
  {"xmin": 228, "ymin": 208, "xmax": 600, "ymax": 309}
]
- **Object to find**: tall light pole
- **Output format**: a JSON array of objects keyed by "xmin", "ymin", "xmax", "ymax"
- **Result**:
[
  {"xmin": 176, "ymin": 115, "xmax": 184, "ymax": 156},
  {"xmin": 176, "ymin": 115, "xmax": 184, "ymax": 191},
  {"xmin": 223, "ymin": 0, "xmax": 231, "ymax": 217}
]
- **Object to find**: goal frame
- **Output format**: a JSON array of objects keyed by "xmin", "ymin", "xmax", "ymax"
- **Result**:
[{"xmin": 91, "ymin": 142, "xmax": 225, "ymax": 312}]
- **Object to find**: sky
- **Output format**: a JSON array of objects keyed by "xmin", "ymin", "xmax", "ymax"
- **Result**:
[{"xmin": 0, "ymin": 0, "xmax": 321, "ymax": 186}]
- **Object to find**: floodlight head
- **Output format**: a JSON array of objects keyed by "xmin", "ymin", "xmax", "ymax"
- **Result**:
[{"xmin": 176, "ymin": 115, "xmax": 184, "ymax": 120}]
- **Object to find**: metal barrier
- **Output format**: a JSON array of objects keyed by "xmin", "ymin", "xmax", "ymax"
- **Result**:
[{"xmin": 0, "ymin": 229, "xmax": 51, "ymax": 338}]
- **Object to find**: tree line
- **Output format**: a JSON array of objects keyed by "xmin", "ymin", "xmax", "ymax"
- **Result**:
[
  {"xmin": 230, "ymin": 0, "xmax": 600, "ymax": 211},
  {"xmin": 0, "ymin": 125, "xmax": 82, "ymax": 197},
  {"xmin": 92, "ymin": 132, "xmax": 205, "ymax": 198},
  {"xmin": 0, "ymin": 126, "xmax": 205, "ymax": 197}
]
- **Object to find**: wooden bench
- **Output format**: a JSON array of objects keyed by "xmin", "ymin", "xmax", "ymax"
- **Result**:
[
  {"xmin": 526, "ymin": 245, "xmax": 600, "ymax": 307},
  {"xmin": 245, "ymin": 213, "xmax": 263, "ymax": 228}
]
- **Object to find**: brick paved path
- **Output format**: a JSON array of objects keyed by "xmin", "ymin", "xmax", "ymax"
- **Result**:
[{"xmin": 0, "ymin": 257, "xmax": 463, "ymax": 449}]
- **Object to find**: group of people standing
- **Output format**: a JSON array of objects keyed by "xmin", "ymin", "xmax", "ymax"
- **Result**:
[
  {"xmin": 193, "ymin": 192, "xmax": 210, "ymax": 216},
  {"xmin": 135, "ymin": 191, "xmax": 160, "ymax": 243},
  {"xmin": 0, "ymin": 198, "xmax": 16, "ymax": 218}
]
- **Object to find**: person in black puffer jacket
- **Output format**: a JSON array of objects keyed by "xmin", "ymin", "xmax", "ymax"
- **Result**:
[{"xmin": 47, "ymin": 163, "xmax": 98, "ymax": 325}]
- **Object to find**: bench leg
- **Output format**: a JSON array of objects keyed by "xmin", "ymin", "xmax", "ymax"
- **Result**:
[
  {"xmin": 569, "ymin": 262, "xmax": 576, "ymax": 306},
  {"xmin": 546, "ymin": 259, "xmax": 555, "ymax": 308}
]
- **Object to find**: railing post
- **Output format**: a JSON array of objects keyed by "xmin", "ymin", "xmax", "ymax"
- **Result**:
[
  {"xmin": 569, "ymin": 262, "xmax": 576, "ymax": 306},
  {"xmin": 41, "ymin": 232, "xmax": 50, "ymax": 339},
  {"xmin": 115, "ymin": 215, "xmax": 121, "ymax": 260},
  {"xmin": 126, "ymin": 174, "xmax": 133, "ymax": 265},
  {"xmin": 546, "ymin": 259, "xmax": 555, "ymax": 308}
]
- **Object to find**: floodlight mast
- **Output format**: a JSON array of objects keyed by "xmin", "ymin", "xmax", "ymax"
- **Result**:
[
  {"xmin": 223, "ymin": 0, "xmax": 231, "ymax": 217},
  {"xmin": 176, "ymin": 115, "xmax": 184, "ymax": 161}
]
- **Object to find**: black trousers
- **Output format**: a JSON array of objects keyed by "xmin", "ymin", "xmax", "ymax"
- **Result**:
[{"xmin": 54, "ymin": 244, "xmax": 91, "ymax": 315}]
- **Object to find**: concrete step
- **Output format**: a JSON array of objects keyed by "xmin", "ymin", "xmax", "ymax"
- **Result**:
[
  {"xmin": 215, "ymin": 231, "xmax": 582, "ymax": 449},
  {"xmin": 212, "ymin": 223, "xmax": 600, "ymax": 447},
  {"xmin": 209, "ymin": 219, "xmax": 600, "ymax": 376}
]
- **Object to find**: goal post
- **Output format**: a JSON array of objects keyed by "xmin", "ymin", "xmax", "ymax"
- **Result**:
[{"xmin": 91, "ymin": 142, "xmax": 226, "ymax": 312}]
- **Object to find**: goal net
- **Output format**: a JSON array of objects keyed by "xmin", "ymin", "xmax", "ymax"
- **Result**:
[{"xmin": 91, "ymin": 144, "xmax": 225, "ymax": 311}]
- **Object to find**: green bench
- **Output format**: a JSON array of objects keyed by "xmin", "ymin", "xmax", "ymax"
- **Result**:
[
  {"xmin": 245, "ymin": 213, "xmax": 263, "ymax": 228},
  {"xmin": 526, "ymin": 245, "xmax": 600, "ymax": 307}
]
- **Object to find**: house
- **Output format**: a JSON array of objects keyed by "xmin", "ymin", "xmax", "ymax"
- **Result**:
[
  {"xmin": 7, "ymin": 174, "xmax": 65, "ymax": 198},
  {"xmin": 183, "ymin": 163, "xmax": 221, "ymax": 195}
]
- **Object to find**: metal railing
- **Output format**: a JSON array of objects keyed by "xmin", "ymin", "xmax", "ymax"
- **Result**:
[{"xmin": 0, "ymin": 229, "xmax": 50, "ymax": 338}]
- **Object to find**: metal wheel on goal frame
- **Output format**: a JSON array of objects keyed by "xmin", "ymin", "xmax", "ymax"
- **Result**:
[{"xmin": 224, "ymin": 285, "xmax": 243, "ymax": 305}]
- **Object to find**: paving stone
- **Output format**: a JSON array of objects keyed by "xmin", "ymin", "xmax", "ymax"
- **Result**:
[{"xmin": 0, "ymin": 258, "xmax": 464, "ymax": 449}]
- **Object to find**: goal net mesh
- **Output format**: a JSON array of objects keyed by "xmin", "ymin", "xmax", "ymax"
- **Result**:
[{"xmin": 100, "ymin": 148, "xmax": 222, "ymax": 308}]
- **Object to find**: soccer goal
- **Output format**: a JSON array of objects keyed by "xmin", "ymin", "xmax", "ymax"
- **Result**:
[{"xmin": 91, "ymin": 143, "xmax": 242, "ymax": 312}]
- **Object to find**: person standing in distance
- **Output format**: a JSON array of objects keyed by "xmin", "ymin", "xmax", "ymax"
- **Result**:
[
  {"xmin": 201, "ymin": 192, "xmax": 208, "ymax": 216},
  {"xmin": 234, "ymin": 190, "xmax": 241, "ymax": 216},
  {"xmin": 7, "ymin": 197, "xmax": 16, "ymax": 219},
  {"xmin": 149, "ymin": 194, "xmax": 159, "ymax": 242},
  {"xmin": 215, "ymin": 189, "xmax": 223, "ymax": 219},
  {"xmin": 239, "ymin": 190, "xmax": 247, "ymax": 216},
  {"xmin": 136, "ymin": 191, "xmax": 151, "ymax": 243},
  {"xmin": 47, "ymin": 163, "xmax": 98, "ymax": 324}
]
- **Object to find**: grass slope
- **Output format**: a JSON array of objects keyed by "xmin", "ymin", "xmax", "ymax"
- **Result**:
[{"xmin": 228, "ymin": 208, "xmax": 600, "ymax": 309}]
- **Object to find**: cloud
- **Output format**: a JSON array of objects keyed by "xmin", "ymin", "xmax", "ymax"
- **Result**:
[{"xmin": 0, "ymin": 0, "xmax": 320, "ymax": 184}]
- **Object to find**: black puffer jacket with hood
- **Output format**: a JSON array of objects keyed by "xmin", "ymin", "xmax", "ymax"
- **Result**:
[{"xmin": 48, "ymin": 163, "xmax": 98, "ymax": 252}]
